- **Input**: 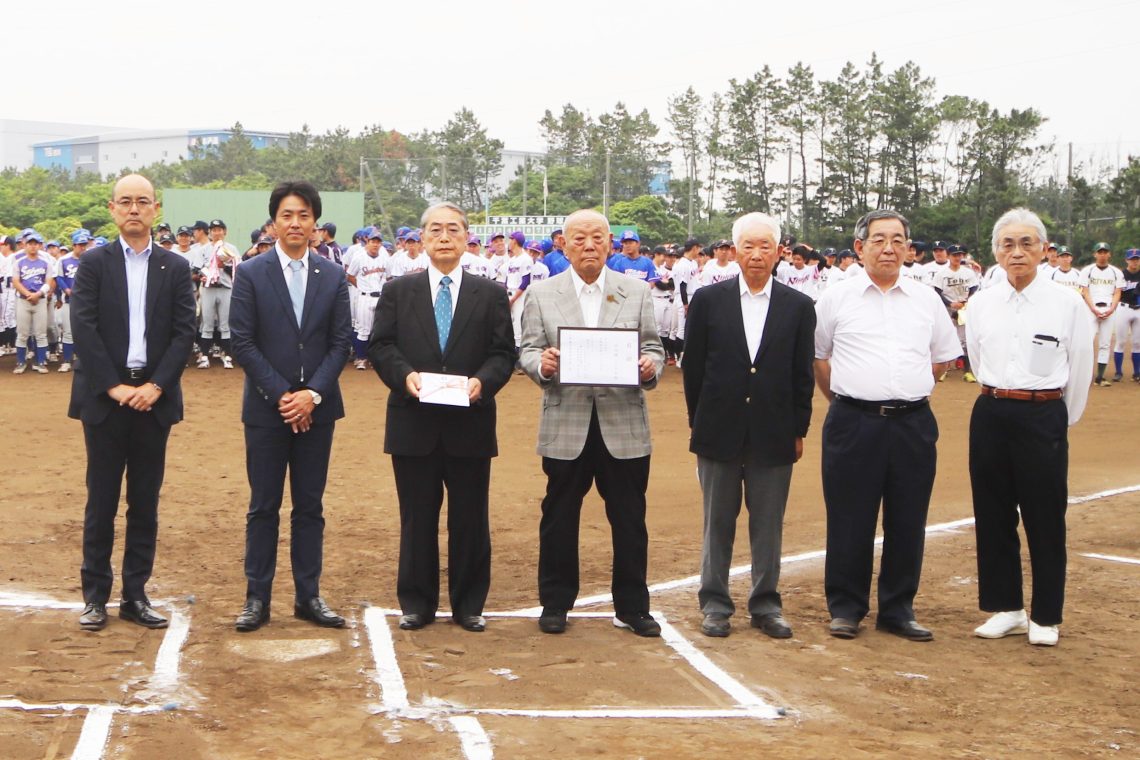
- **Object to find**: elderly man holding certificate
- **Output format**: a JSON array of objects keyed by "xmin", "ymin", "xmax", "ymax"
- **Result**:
[
  {"xmin": 519, "ymin": 209, "xmax": 665, "ymax": 637},
  {"xmin": 369, "ymin": 202, "xmax": 515, "ymax": 633}
]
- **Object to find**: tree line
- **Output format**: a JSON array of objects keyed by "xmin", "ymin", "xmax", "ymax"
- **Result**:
[{"xmin": 2, "ymin": 53, "xmax": 1137, "ymax": 260}]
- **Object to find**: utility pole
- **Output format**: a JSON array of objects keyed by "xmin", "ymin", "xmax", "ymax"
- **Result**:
[
  {"xmin": 786, "ymin": 145, "xmax": 793, "ymax": 231},
  {"xmin": 687, "ymin": 155, "xmax": 695, "ymax": 238},
  {"xmin": 441, "ymin": 156, "xmax": 448, "ymax": 201},
  {"xmin": 1067, "ymin": 142, "xmax": 1073, "ymax": 247},
  {"xmin": 522, "ymin": 155, "xmax": 528, "ymax": 217},
  {"xmin": 603, "ymin": 150, "xmax": 611, "ymax": 217}
]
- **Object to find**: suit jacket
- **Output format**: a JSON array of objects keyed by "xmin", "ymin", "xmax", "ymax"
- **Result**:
[
  {"xmin": 68, "ymin": 240, "xmax": 197, "ymax": 428},
  {"xmin": 520, "ymin": 270, "xmax": 665, "ymax": 461},
  {"xmin": 229, "ymin": 249, "xmax": 352, "ymax": 427},
  {"xmin": 682, "ymin": 277, "xmax": 816, "ymax": 466},
  {"xmin": 368, "ymin": 269, "xmax": 515, "ymax": 458}
]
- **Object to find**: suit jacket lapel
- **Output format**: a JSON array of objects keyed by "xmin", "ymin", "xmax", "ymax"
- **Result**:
[
  {"xmin": 107, "ymin": 242, "xmax": 129, "ymax": 337},
  {"xmin": 597, "ymin": 273, "xmax": 627, "ymax": 327},
  {"xmin": 554, "ymin": 273, "xmax": 585, "ymax": 327},
  {"xmin": 267, "ymin": 253, "xmax": 300, "ymax": 333},
  {"xmin": 753, "ymin": 281, "xmax": 784, "ymax": 365},
  {"xmin": 145, "ymin": 247, "xmax": 166, "ymax": 322},
  {"xmin": 444, "ymin": 273, "xmax": 478, "ymax": 357},
  {"xmin": 411, "ymin": 273, "xmax": 443, "ymax": 358},
  {"xmin": 300, "ymin": 252, "xmax": 323, "ymax": 333},
  {"xmin": 726, "ymin": 282, "xmax": 753, "ymax": 364}
]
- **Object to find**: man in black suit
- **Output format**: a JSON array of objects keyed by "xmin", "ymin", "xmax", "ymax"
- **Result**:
[
  {"xmin": 69, "ymin": 173, "xmax": 197, "ymax": 631},
  {"xmin": 368, "ymin": 202, "xmax": 515, "ymax": 633},
  {"xmin": 229, "ymin": 181, "xmax": 352, "ymax": 632},
  {"xmin": 682, "ymin": 212, "xmax": 815, "ymax": 639}
]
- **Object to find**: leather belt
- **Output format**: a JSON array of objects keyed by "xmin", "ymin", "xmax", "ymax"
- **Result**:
[
  {"xmin": 836, "ymin": 395, "xmax": 928, "ymax": 417},
  {"xmin": 979, "ymin": 385, "xmax": 1063, "ymax": 402},
  {"xmin": 124, "ymin": 367, "xmax": 147, "ymax": 381},
  {"xmin": 365, "ymin": 291, "xmax": 381, "ymax": 297}
]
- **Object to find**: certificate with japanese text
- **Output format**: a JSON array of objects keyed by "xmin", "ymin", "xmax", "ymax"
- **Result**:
[
  {"xmin": 557, "ymin": 327, "xmax": 639, "ymax": 387},
  {"xmin": 418, "ymin": 372, "xmax": 470, "ymax": 407}
]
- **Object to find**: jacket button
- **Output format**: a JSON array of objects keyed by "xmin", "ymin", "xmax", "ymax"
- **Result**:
[
  {"xmin": 750, "ymin": 367, "xmax": 757, "ymax": 374},
  {"xmin": 298, "ymin": 343, "xmax": 303, "ymax": 350},
  {"xmin": 745, "ymin": 397, "xmax": 751, "ymax": 404}
]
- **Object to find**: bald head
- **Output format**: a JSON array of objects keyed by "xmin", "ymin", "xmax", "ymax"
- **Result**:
[
  {"xmin": 563, "ymin": 209, "xmax": 611, "ymax": 283},
  {"xmin": 112, "ymin": 173, "xmax": 155, "ymax": 199},
  {"xmin": 108, "ymin": 173, "xmax": 159, "ymax": 243}
]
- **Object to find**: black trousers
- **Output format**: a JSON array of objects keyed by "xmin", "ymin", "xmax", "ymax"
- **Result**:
[
  {"xmin": 821, "ymin": 399, "xmax": 938, "ymax": 624},
  {"xmin": 81, "ymin": 406, "xmax": 171, "ymax": 604},
  {"xmin": 538, "ymin": 408, "xmax": 651, "ymax": 615},
  {"xmin": 969, "ymin": 395, "xmax": 1068, "ymax": 625},
  {"xmin": 391, "ymin": 445, "xmax": 492, "ymax": 619},
  {"xmin": 243, "ymin": 422, "xmax": 334, "ymax": 605}
]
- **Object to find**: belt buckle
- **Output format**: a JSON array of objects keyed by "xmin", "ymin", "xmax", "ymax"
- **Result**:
[
  {"xmin": 127, "ymin": 368, "xmax": 144, "ymax": 380},
  {"xmin": 879, "ymin": 404, "xmax": 892, "ymax": 417}
]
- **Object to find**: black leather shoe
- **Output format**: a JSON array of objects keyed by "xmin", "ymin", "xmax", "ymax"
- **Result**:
[
  {"xmin": 79, "ymin": 603, "xmax": 108, "ymax": 631},
  {"xmin": 294, "ymin": 597, "xmax": 346, "ymax": 628},
  {"xmin": 119, "ymin": 600, "xmax": 168, "ymax": 629},
  {"xmin": 701, "ymin": 612, "xmax": 731, "ymax": 638},
  {"xmin": 829, "ymin": 617, "xmax": 859, "ymax": 639},
  {"xmin": 613, "ymin": 611, "xmax": 661, "ymax": 637},
  {"xmin": 398, "ymin": 613, "xmax": 434, "ymax": 630},
  {"xmin": 235, "ymin": 598, "xmax": 269, "ymax": 632},
  {"xmin": 538, "ymin": 607, "xmax": 567, "ymax": 634},
  {"xmin": 876, "ymin": 619, "xmax": 933, "ymax": 642},
  {"xmin": 751, "ymin": 613, "xmax": 793, "ymax": 639},
  {"xmin": 455, "ymin": 614, "xmax": 486, "ymax": 632}
]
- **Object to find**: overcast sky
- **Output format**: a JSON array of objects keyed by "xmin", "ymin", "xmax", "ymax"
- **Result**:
[{"xmin": 9, "ymin": 0, "xmax": 1138, "ymax": 174}]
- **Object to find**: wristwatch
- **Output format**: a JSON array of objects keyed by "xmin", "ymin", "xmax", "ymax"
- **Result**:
[{"xmin": 309, "ymin": 390, "xmax": 322, "ymax": 406}]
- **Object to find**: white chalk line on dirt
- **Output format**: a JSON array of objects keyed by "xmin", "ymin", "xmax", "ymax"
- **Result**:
[
  {"xmin": 363, "ymin": 607, "xmax": 409, "ymax": 711},
  {"xmin": 449, "ymin": 716, "xmax": 494, "ymax": 760},
  {"xmin": 151, "ymin": 609, "xmax": 189, "ymax": 691},
  {"xmin": 466, "ymin": 707, "xmax": 769, "ymax": 719},
  {"xmin": 1080, "ymin": 552, "xmax": 1140, "ymax": 566},
  {"xmin": 70, "ymin": 705, "xmax": 115, "ymax": 760},
  {"xmin": 0, "ymin": 699, "xmax": 161, "ymax": 715},
  {"xmin": 505, "ymin": 484, "xmax": 1140, "ymax": 615}
]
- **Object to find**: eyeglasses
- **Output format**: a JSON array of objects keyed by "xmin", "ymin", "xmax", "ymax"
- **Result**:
[
  {"xmin": 997, "ymin": 237, "xmax": 1042, "ymax": 254},
  {"xmin": 113, "ymin": 198, "xmax": 155, "ymax": 210}
]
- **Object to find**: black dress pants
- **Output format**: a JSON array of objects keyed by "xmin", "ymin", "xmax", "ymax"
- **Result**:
[
  {"xmin": 81, "ymin": 405, "xmax": 171, "ymax": 604},
  {"xmin": 538, "ymin": 407, "xmax": 651, "ymax": 616},
  {"xmin": 391, "ymin": 444, "xmax": 492, "ymax": 619},
  {"xmin": 821, "ymin": 399, "xmax": 938, "ymax": 624},
  {"xmin": 969, "ymin": 396, "xmax": 1068, "ymax": 625}
]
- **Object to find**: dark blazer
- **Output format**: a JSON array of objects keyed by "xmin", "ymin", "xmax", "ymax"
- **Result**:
[
  {"xmin": 683, "ymin": 277, "xmax": 816, "ymax": 466},
  {"xmin": 368, "ymin": 269, "xmax": 515, "ymax": 458},
  {"xmin": 229, "ymin": 249, "xmax": 352, "ymax": 427},
  {"xmin": 68, "ymin": 241, "xmax": 197, "ymax": 428}
]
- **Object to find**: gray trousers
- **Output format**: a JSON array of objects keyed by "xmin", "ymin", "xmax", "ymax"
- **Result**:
[
  {"xmin": 15, "ymin": 298, "xmax": 48, "ymax": 347},
  {"xmin": 697, "ymin": 455, "xmax": 792, "ymax": 617},
  {"xmin": 199, "ymin": 286, "xmax": 231, "ymax": 339}
]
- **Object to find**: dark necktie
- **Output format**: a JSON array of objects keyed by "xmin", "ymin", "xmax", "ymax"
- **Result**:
[{"xmin": 435, "ymin": 275, "xmax": 453, "ymax": 351}]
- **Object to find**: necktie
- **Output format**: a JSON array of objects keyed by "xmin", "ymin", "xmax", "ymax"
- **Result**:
[
  {"xmin": 435, "ymin": 276, "xmax": 453, "ymax": 351},
  {"xmin": 288, "ymin": 259, "xmax": 304, "ymax": 326}
]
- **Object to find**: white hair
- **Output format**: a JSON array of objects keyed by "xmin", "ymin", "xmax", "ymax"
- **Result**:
[
  {"xmin": 732, "ymin": 212, "xmax": 781, "ymax": 249},
  {"xmin": 991, "ymin": 207, "xmax": 1047, "ymax": 254},
  {"xmin": 420, "ymin": 201, "xmax": 469, "ymax": 230}
]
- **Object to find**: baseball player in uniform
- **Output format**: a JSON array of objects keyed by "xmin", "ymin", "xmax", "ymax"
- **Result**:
[
  {"xmin": 1079, "ymin": 242, "xmax": 1124, "ymax": 386},
  {"xmin": 921, "ymin": 240, "xmax": 950, "ymax": 285},
  {"xmin": 346, "ymin": 229, "xmax": 389, "ymax": 370},
  {"xmin": 650, "ymin": 247, "xmax": 677, "ymax": 364},
  {"xmin": 0, "ymin": 235, "xmax": 18, "ymax": 354},
  {"xmin": 461, "ymin": 235, "xmax": 488, "ymax": 277},
  {"xmin": 1113, "ymin": 248, "xmax": 1140, "ymax": 381},
  {"xmin": 388, "ymin": 230, "xmax": 429, "ymax": 280},
  {"xmin": 1049, "ymin": 247, "xmax": 1081, "ymax": 292},
  {"xmin": 54, "ymin": 242, "xmax": 84, "ymax": 372},
  {"xmin": 670, "ymin": 240, "xmax": 701, "ymax": 365},
  {"xmin": 503, "ymin": 232, "xmax": 534, "ymax": 352},
  {"xmin": 11, "ymin": 231, "xmax": 55, "ymax": 373},
  {"xmin": 700, "ymin": 240, "xmax": 741, "ymax": 286},
  {"xmin": 933, "ymin": 244, "xmax": 980, "ymax": 382},
  {"xmin": 198, "ymin": 219, "xmax": 240, "ymax": 369},
  {"xmin": 776, "ymin": 245, "xmax": 821, "ymax": 300}
]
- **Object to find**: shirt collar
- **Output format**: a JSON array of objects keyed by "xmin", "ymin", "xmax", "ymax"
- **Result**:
[
  {"xmin": 276, "ymin": 243, "xmax": 307, "ymax": 272},
  {"xmin": 119, "ymin": 236, "xmax": 153, "ymax": 258},
  {"xmin": 998, "ymin": 270, "xmax": 1045, "ymax": 303},
  {"xmin": 569, "ymin": 265, "xmax": 606, "ymax": 297},
  {"xmin": 739, "ymin": 274, "xmax": 773, "ymax": 299},
  {"xmin": 851, "ymin": 267, "xmax": 912, "ymax": 295},
  {"xmin": 428, "ymin": 262, "xmax": 462, "ymax": 290}
]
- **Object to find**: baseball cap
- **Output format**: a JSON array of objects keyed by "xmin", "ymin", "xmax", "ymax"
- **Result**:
[
  {"xmin": 1057, "ymin": 246, "xmax": 1072, "ymax": 256},
  {"xmin": 620, "ymin": 230, "xmax": 640, "ymax": 242},
  {"xmin": 525, "ymin": 239, "xmax": 544, "ymax": 254},
  {"xmin": 192, "ymin": 220, "xmax": 209, "ymax": 231},
  {"xmin": 405, "ymin": 230, "xmax": 421, "ymax": 243},
  {"xmin": 367, "ymin": 228, "xmax": 383, "ymax": 240},
  {"xmin": 509, "ymin": 231, "xmax": 526, "ymax": 245},
  {"xmin": 250, "ymin": 229, "xmax": 263, "ymax": 244},
  {"xmin": 46, "ymin": 240, "xmax": 60, "ymax": 248},
  {"xmin": 947, "ymin": 244, "xmax": 967, "ymax": 255},
  {"xmin": 911, "ymin": 240, "xmax": 927, "ymax": 252},
  {"xmin": 683, "ymin": 238, "xmax": 701, "ymax": 250},
  {"xmin": 932, "ymin": 240, "xmax": 949, "ymax": 250},
  {"xmin": 467, "ymin": 235, "xmax": 481, "ymax": 245},
  {"xmin": 93, "ymin": 236, "xmax": 108, "ymax": 246},
  {"xmin": 26, "ymin": 232, "xmax": 45, "ymax": 244},
  {"xmin": 822, "ymin": 247, "xmax": 837, "ymax": 256},
  {"xmin": 156, "ymin": 221, "xmax": 172, "ymax": 231},
  {"xmin": 59, "ymin": 246, "xmax": 70, "ymax": 253},
  {"xmin": 490, "ymin": 232, "xmax": 504, "ymax": 241},
  {"xmin": 1046, "ymin": 241, "xmax": 1058, "ymax": 251},
  {"xmin": 71, "ymin": 230, "xmax": 93, "ymax": 245},
  {"xmin": 838, "ymin": 249, "xmax": 856, "ymax": 260},
  {"xmin": 159, "ymin": 233, "xmax": 175, "ymax": 244},
  {"xmin": 176, "ymin": 226, "xmax": 192, "ymax": 236},
  {"xmin": 540, "ymin": 239, "xmax": 553, "ymax": 254},
  {"xmin": 19, "ymin": 228, "xmax": 36, "ymax": 240},
  {"xmin": 712, "ymin": 239, "xmax": 731, "ymax": 249},
  {"xmin": 208, "ymin": 219, "xmax": 226, "ymax": 229},
  {"xmin": 0, "ymin": 235, "xmax": 16, "ymax": 247},
  {"xmin": 1125, "ymin": 248, "xmax": 1140, "ymax": 260},
  {"xmin": 320, "ymin": 222, "xmax": 337, "ymax": 236},
  {"xmin": 396, "ymin": 226, "xmax": 412, "ymax": 239},
  {"xmin": 1093, "ymin": 241, "xmax": 1110, "ymax": 252},
  {"xmin": 257, "ymin": 235, "xmax": 274, "ymax": 245},
  {"xmin": 612, "ymin": 239, "xmax": 622, "ymax": 251},
  {"xmin": 550, "ymin": 227, "xmax": 563, "ymax": 237}
]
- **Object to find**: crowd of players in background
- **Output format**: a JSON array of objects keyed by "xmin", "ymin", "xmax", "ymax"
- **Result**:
[{"xmin": 1, "ymin": 216, "xmax": 1138, "ymax": 385}]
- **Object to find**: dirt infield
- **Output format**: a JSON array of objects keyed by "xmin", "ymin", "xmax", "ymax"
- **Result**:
[{"xmin": 0, "ymin": 359, "xmax": 1137, "ymax": 759}]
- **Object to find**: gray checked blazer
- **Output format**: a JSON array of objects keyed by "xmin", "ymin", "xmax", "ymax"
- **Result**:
[{"xmin": 519, "ymin": 268, "xmax": 665, "ymax": 461}]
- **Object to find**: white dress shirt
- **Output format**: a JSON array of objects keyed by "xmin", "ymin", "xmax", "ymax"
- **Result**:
[
  {"xmin": 427, "ymin": 262, "xmax": 462, "ymax": 310},
  {"xmin": 569, "ymin": 265, "xmax": 607, "ymax": 328},
  {"xmin": 121, "ymin": 237, "xmax": 153, "ymax": 369},
  {"xmin": 739, "ymin": 274, "xmax": 773, "ymax": 361},
  {"xmin": 965, "ymin": 273, "xmax": 1094, "ymax": 424},
  {"xmin": 276, "ymin": 244, "xmax": 308, "ymax": 301},
  {"xmin": 815, "ymin": 269, "xmax": 962, "ymax": 401}
]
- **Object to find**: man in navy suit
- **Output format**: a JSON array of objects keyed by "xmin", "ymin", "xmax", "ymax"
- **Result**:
[
  {"xmin": 69, "ymin": 173, "xmax": 197, "ymax": 631},
  {"xmin": 682, "ymin": 212, "xmax": 816, "ymax": 639},
  {"xmin": 369, "ymin": 202, "xmax": 515, "ymax": 632},
  {"xmin": 229, "ymin": 181, "xmax": 352, "ymax": 632}
]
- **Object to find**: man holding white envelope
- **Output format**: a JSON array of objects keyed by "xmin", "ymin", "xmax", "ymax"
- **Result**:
[
  {"xmin": 519, "ymin": 209, "xmax": 665, "ymax": 637},
  {"xmin": 369, "ymin": 202, "xmax": 515, "ymax": 633}
]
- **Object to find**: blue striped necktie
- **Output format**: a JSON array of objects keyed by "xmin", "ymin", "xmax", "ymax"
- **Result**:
[{"xmin": 435, "ymin": 275, "xmax": 453, "ymax": 351}]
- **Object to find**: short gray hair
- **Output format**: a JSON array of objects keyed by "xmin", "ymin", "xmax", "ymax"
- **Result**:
[
  {"xmin": 732, "ymin": 212, "xmax": 781, "ymax": 249},
  {"xmin": 420, "ymin": 201, "xmax": 469, "ymax": 230},
  {"xmin": 991, "ymin": 207, "xmax": 1047, "ymax": 254},
  {"xmin": 853, "ymin": 209, "xmax": 910, "ymax": 242}
]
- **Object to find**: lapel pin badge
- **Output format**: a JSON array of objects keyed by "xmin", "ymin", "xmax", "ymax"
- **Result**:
[
  {"xmin": 314, "ymin": 268, "xmax": 320, "ymax": 274},
  {"xmin": 606, "ymin": 294, "xmax": 617, "ymax": 303}
]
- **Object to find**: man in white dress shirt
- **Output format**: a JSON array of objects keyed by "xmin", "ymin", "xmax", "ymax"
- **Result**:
[
  {"xmin": 814, "ymin": 210, "xmax": 960, "ymax": 642},
  {"xmin": 967, "ymin": 208, "xmax": 1093, "ymax": 647}
]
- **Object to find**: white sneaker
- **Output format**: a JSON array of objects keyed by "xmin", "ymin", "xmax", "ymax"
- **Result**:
[
  {"xmin": 222, "ymin": 355, "xmax": 234, "ymax": 369},
  {"xmin": 31, "ymin": 364, "xmax": 48, "ymax": 374},
  {"xmin": 197, "ymin": 355, "xmax": 210, "ymax": 369},
  {"xmin": 974, "ymin": 609, "xmax": 1028, "ymax": 638},
  {"xmin": 12, "ymin": 363, "xmax": 26, "ymax": 374},
  {"xmin": 1028, "ymin": 620, "xmax": 1059, "ymax": 646},
  {"xmin": 58, "ymin": 362, "xmax": 71, "ymax": 373},
  {"xmin": 354, "ymin": 359, "xmax": 367, "ymax": 370}
]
